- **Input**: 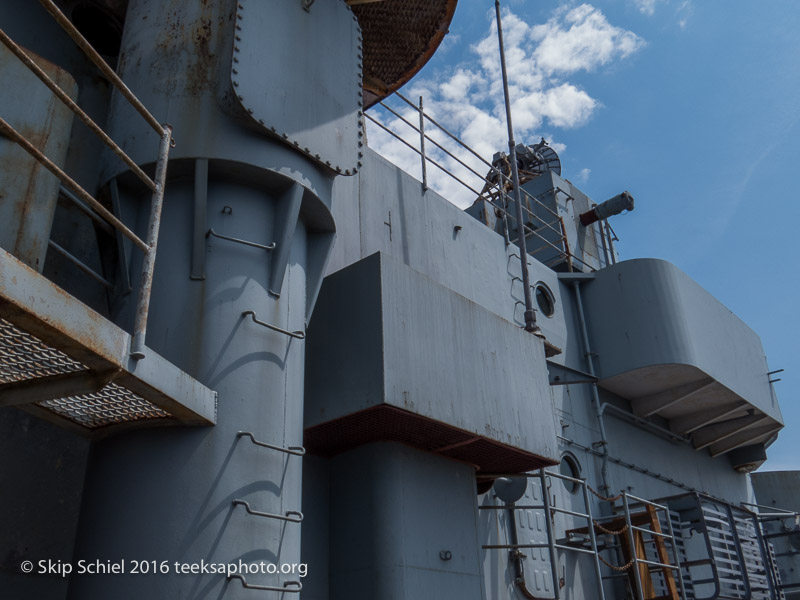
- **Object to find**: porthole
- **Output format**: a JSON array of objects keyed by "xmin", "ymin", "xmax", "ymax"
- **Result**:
[
  {"xmin": 535, "ymin": 283, "xmax": 555, "ymax": 317},
  {"xmin": 559, "ymin": 453, "xmax": 581, "ymax": 494}
]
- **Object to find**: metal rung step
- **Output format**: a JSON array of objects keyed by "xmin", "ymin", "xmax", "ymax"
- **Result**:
[{"xmin": 0, "ymin": 247, "xmax": 216, "ymax": 437}]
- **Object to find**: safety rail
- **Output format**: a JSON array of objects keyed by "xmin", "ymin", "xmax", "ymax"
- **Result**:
[
  {"xmin": 480, "ymin": 468, "xmax": 605, "ymax": 600},
  {"xmin": 744, "ymin": 501, "xmax": 798, "ymax": 598},
  {"xmin": 480, "ymin": 468, "xmax": 688, "ymax": 600},
  {"xmin": 366, "ymin": 92, "xmax": 597, "ymax": 273},
  {"xmin": 619, "ymin": 492, "xmax": 688, "ymax": 600},
  {"xmin": 0, "ymin": 0, "xmax": 173, "ymax": 360}
]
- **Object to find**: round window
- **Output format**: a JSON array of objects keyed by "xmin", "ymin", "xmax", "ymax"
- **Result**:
[
  {"xmin": 559, "ymin": 454, "xmax": 581, "ymax": 494},
  {"xmin": 535, "ymin": 283, "xmax": 555, "ymax": 317}
]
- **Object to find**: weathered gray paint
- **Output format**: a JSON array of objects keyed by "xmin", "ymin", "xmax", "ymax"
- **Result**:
[
  {"xmin": 579, "ymin": 258, "xmax": 782, "ymax": 453},
  {"xmin": 0, "ymin": 1, "xmax": 789, "ymax": 598},
  {"xmin": 62, "ymin": 1, "xmax": 348, "ymax": 598},
  {"xmin": 0, "ymin": 410, "xmax": 89, "ymax": 600},
  {"xmin": 232, "ymin": 0, "xmax": 362, "ymax": 174},
  {"xmin": 329, "ymin": 442, "xmax": 486, "ymax": 600},
  {"xmin": 751, "ymin": 471, "xmax": 800, "ymax": 596},
  {"xmin": 0, "ymin": 44, "xmax": 76, "ymax": 272},
  {"xmin": 305, "ymin": 251, "xmax": 558, "ymax": 461}
]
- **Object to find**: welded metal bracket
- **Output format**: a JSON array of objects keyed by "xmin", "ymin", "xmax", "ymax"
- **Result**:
[
  {"xmin": 546, "ymin": 360, "xmax": 597, "ymax": 386},
  {"xmin": 206, "ymin": 229, "xmax": 276, "ymax": 251},
  {"xmin": 242, "ymin": 310, "xmax": 305, "ymax": 339},
  {"xmin": 228, "ymin": 575, "xmax": 302, "ymax": 593},
  {"xmin": 232, "ymin": 500, "xmax": 303, "ymax": 523},
  {"xmin": 236, "ymin": 431, "xmax": 305, "ymax": 456}
]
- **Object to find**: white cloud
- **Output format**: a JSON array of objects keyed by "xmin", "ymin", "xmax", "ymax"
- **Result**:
[
  {"xmin": 532, "ymin": 5, "xmax": 644, "ymax": 75},
  {"xmin": 633, "ymin": 0, "xmax": 658, "ymax": 16},
  {"xmin": 366, "ymin": 5, "xmax": 643, "ymax": 208},
  {"xmin": 578, "ymin": 168, "xmax": 591, "ymax": 183}
]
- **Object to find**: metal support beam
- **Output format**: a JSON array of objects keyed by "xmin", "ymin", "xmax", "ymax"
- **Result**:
[
  {"xmin": 0, "ymin": 369, "xmax": 118, "ymax": 407},
  {"xmin": 709, "ymin": 422, "xmax": 783, "ymax": 457},
  {"xmin": 632, "ymin": 377, "xmax": 715, "ymax": 418},
  {"xmin": 269, "ymin": 182, "xmax": 303, "ymax": 296},
  {"xmin": 692, "ymin": 414, "xmax": 770, "ymax": 450},
  {"xmin": 190, "ymin": 158, "xmax": 208, "ymax": 280},
  {"xmin": 669, "ymin": 401, "xmax": 747, "ymax": 435},
  {"xmin": 546, "ymin": 360, "xmax": 597, "ymax": 386}
]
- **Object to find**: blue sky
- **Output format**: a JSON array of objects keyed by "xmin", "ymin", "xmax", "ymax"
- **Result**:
[{"xmin": 367, "ymin": 1, "xmax": 799, "ymax": 471}]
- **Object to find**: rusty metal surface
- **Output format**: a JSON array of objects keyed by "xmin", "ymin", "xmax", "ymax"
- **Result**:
[
  {"xmin": 0, "ymin": 247, "xmax": 216, "ymax": 436},
  {"xmin": 355, "ymin": 0, "xmax": 458, "ymax": 107},
  {"xmin": 130, "ymin": 125, "xmax": 172, "ymax": 359},
  {"xmin": 0, "ymin": 42, "xmax": 76, "ymax": 272},
  {"xmin": 0, "ymin": 28, "xmax": 155, "ymax": 191},
  {"xmin": 0, "ymin": 116, "xmax": 149, "ymax": 252}
]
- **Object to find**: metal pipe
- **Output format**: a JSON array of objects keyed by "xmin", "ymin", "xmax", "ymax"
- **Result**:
[
  {"xmin": 130, "ymin": 125, "xmax": 172, "ymax": 359},
  {"xmin": 0, "ymin": 117, "xmax": 148, "ymax": 252},
  {"xmin": 47, "ymin": 240, "xmax": 114, "ymax": 289},
  {"xmin": 582, "ymin": 481, "xmax": 608, "ymax": 600},
  {"xmin": 495, "ymin": 0, "xmax": 540, "ymax": 335},
  {"xmin": 418, "ymin": 96, "xmax": 428, "ymax": 191},
  {"xmin": 0, "ymin": 28, "xmax": 156, "ymax": 191},
  {"xmin": 622, "ymin": 492, "xmax": 645, "ymax": 599},
  {"xmin": 37, "ymin": 0, "xmax": 164, "ymax": 134},
  {"xmin": 539, "ymin": 469, "xmax": 562, "ymax": 599},
  {"xmin": 557, "ymin": 435, "xmax": 700, "ymax": 494},
  {"xmin": 571, "ymin": 280, "xmax": 611, "ymax": 496},
  {"xmin": 600, "ymin": 402, "xmax": 691, "ymax": 444}
]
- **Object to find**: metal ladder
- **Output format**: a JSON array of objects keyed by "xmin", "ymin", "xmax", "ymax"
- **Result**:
[{"xmin": 481, "ymin": 468, "xmax": 688, "ymax": 600}]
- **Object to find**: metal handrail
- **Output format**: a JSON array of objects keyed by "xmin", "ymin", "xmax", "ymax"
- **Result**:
[
  {"xmin": 0, "ymin": 28, "xmax": 155, "ymax": 191},
  {"xmin": 367, "ymin": 111, "xmax": 570, "ymax": 260},
  {"xmin": 0, "ymin": 118, "xmax": 148, "ymax": 251},
  {"xmin": 37, "ymin": 0, "xmax": 164, "ymax": 133},
  {"xmin": 368, "ymin": 93, "xmax": 602, "ymax": 273},
  {"xmin": 0, "ymin": 3, "xmax": 174, "ymax": 360},
  {"xmin": 376, "ymin": 98, "xmax": 565, "ymax": 239}
]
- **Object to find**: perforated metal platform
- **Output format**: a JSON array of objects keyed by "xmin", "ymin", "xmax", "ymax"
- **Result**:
[{"xmin": 0, "ymin": 248, "xmax": 216, "ymax": 437}]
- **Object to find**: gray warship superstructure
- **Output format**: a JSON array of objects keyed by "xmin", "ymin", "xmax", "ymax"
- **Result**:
[{"xmin": 0, "ymin": 1, "xmax": 797, "ymax": 599}]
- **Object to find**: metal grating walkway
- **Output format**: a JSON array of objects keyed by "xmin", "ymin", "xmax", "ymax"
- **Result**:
[{"xmin": 0, "ymin": 247, "xmax": 216, "ymax": 437}]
